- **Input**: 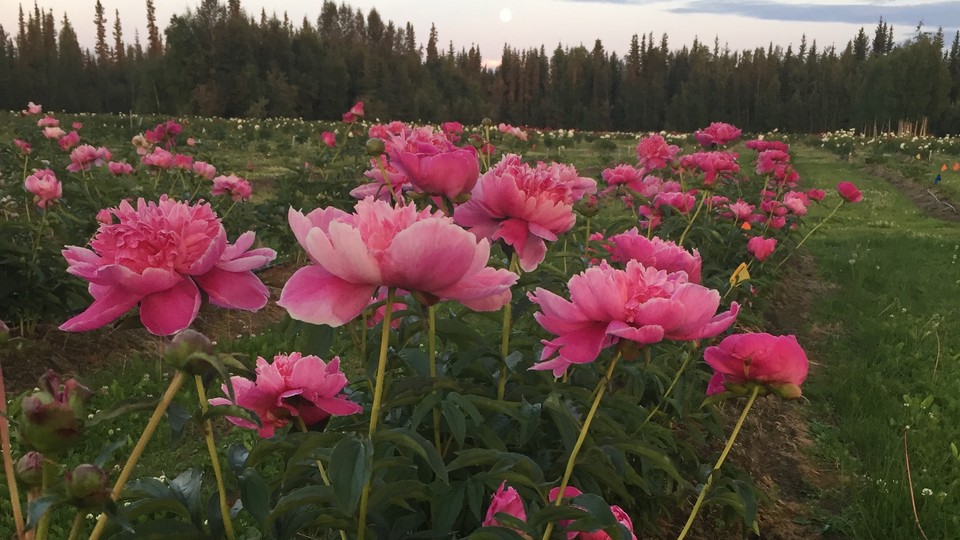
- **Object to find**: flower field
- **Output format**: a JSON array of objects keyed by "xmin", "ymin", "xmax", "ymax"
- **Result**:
[{"xmin": 0, "ymin": 104, "xmax": 958, "ymax": 539}]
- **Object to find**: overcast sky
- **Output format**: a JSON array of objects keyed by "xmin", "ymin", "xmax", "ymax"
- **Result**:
[{"xmin": 2, "ymin": 0, "xmax": 957, "ymax": 67}]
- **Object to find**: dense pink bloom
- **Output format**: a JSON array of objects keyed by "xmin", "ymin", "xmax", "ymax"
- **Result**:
[
  {"xmin": 60, "ymin": 196, "xmax": 276, "ymax": 335},
  {"xmin": 43, "ymin": 126, "xmax": 66, "ymax": 139},
  {"xmin": 726, "ymin": 199, "xmax": 755, "ymax": 221},
  {"xmin": 369, "ymin": 121, "xmax": 411, "ymax": 140},
  {"xmin": 14, "ymin": 139, "xmax": 32, "ymax": 155},
  {"xmin": 601, "ymin": 228, "xmax": 702, "ymax": 283},
  {"xmin": 498, "ymin": 123, "xmax": 528, "ymax": 141},
  {"xmin": 26, "ymin": 102, "xmax": 42, "ymax": 114},
  {"xmin": 680, "ymin": 151, "xmax": 740, "ymax": 186},
  {"xmin": 782, "ymin": 191, "xmax": 810, "ymax": 216},
  {"xmin": 279, "ymin": 198, "xmax": 517, "ymax": 327},
  {"xmin": 95, "ymin": 209, "xmax": 113, "ymax": 224},
  {"xmin": 209, "ymin": 353, "xmax": 362, "ymax": 438},
  {"xmin": 454, "ymin": 154, "xmax": 595, "ymax": 271},
  {"xmin": 58, "ymin": 130, "xmax": 80, "ymax": 151},
  {"xmin": 145, "ymin": 120, "xmax": 182, "ymax": 147},
  {"xmin": 174, "ymin": 153, "xmax": 194, "ymax": 170},
  {"xmin": 601, "ymin": 164, "xmax": 644, "ymax": 195},
  {"xmin": 349, "ymin": 101, "xmax": 364, "ymax": 117},
  {"xmin": 482, "ymin": 482, "xmax": 527, "ymax": 527},
  {"xmin": 385, "ymin": 126, "xmax": 480, "ymax": 199},
  {"xmin": 704, "ymin": 333, "xmax": 808, "ymax": 398},
  {"xmin": 67, "ymin": 145, "xmax": 111, "ymax": 173},
  {"xmin": 192, "ymin": 161, "xmax": 217, "ymax": 180},
  {"xmin": 141, "ymin": 147, "xmax": 175, "ymax": 169},
  {"xmin": 212, "ymin": 175, "xmax": 253, "ymax": 202},
  {"xmin": 72, "ymin": 122, "xmax": 83, "ymax": 130},
  {"xmin": 756, "ymin": 150, "xmax": 790, "ymax": 175},
  {"xmin": 654, "ymin": 190, "xmax": 697, "ymax": 214},
  {"xmin": 806, "ymin": 188, "xmax": 826, "ymax": 202},
  {"xmin": 24, "ymin": 169, "xmax": 61, "ymax": 208},
  {"xmin": 37, "ymin": 115, "xmax": 59, "ymax": 128},
  {"xmin": 353, "ymin": 155, "xmax": 411, "ymax": 201},
  {"xmin": 547, "ymin": 486, "xmax": 637, "ymax": 540},
  {"xmin": 745, "ymin": 139, "xmax": 789, "ymax": 152},
  {"xmin": 694, "ymin": 122, "xmax": 741, "ymax": 147},
  {"xmin": 440, "ymin": 121, "xmax": 464, "ymax": 142},
  {"xmin": 529, "ymin": 260, "xmax": 739, "ymax": 376},
  {"xmin": 747, "ymin": 236, "xmax": 777, "ymax": 262},
  {"xmin": 107, "ymin": 161, "xmax": 134, "ymax": 176},
  {"xmin": 636, "ymin": 134, "xmax": 679, "ymax": 171},
  {"xmin": 321, "ymin": 131, "xmax": 336, "ymax": 147},
  {"xmin": 837, "ymin": 181, "xmax": 862, "ymax": 203}
]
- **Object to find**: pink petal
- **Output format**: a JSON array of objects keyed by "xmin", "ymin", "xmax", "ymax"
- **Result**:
[
  {"xmin": 308, "ymin": 221, "xmax": 382, "ymax": 284},
  {"xmin": 277, "ymin": 265, "xmax": 376, "ymax": 327},
  {"xmin": 62, "ymin": 246, "xmax": 101, "ymax": 280},
  {"xmin": 95, "ymin": 265, "xmax": 182, "ymax": 295},
  {"xmin": 216, "ymin": 247, "xmax": 276, "ymax": 272},
  {"xmin": 183, "ymin": 225, "xmax": 227, "ymax": 275},
  {"xmin": 59, "ymin": 286, "xmax": 141, "ymax": 332},
  {"xmin": 139, "ymin": 278, "xmax": 202, "ymax": 335},
  {"xmin": 384, "ymin": 219, "xmax": 481, "ymax": 291},
  {"xmin": 433, "ymin": 267, "xmax": 517, "ymax": 311},
  {"xmin": 194, "ymin": 267, "xmax": 269, "ymax": 310}
]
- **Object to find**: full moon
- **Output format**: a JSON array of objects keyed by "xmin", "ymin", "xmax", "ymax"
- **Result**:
[{"xmin": 499, "ymin": 8, "xmax": 512, "ymax": 23}]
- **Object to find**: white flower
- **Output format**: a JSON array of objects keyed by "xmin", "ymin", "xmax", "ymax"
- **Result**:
[{"xmin": 921, "ymin": 488, "xmax": 933, "ymax": 496}]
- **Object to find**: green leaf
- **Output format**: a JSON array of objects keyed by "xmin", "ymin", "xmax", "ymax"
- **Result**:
[
  {"xmin": 27, "ymin": 494, "xmax": 62, "ymax": 528},
  {"xmin": 166, "ymin": 401, "xmax": 192, "ymax": 447},
  {"xmin": 328, "ymin": 434, "xmax": 372, "ymax": 513},
  {"xmin": 240, "ymin": 468, "xmax": 269, "ymax": 526},
  {"xmin": 432, "ymin": 482, "xmax": 466, "ymax": 534},
  {"xmin": 374, "ymin": 427, "xmax": 449, "ymax": 484},
  {"xmin": 570, "ymin": 493, "xmax": 617, "ymax": 527},
  {"xmin": 227, "ymin": 444, "xmax": 250, "ymax": 475},
  {"xmin": 168, "ymin": 468, "xmax": 204, "ymax": 523},
  {"xmin": 199, "ymin": 404, "xmax": 262, "ymax": 427},
  {"xmin": 442, "ymin": 398, "xmax": 467, "ymax": 447},
  {"xmin": 267, "ymin": 485, "xmax": 335, "ymax": 524},
  {"xmin": 95, "ymin": 438, "xmax": 128, "ymax": 467},
  {"xmin": 87, "ymin": 396, "xmax": 161, "ymax": 426},
  {"xmin": 465, "ymin": 526, "xmax": 527, "ymax": 540}
]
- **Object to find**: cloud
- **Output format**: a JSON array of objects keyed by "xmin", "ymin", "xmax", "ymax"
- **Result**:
[{"xmin": 667, "ymin": 1, "xmax": 960, "ymax": 28}]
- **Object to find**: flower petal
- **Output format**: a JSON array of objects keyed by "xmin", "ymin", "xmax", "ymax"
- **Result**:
[
  {"xmin": 59, "ymin": 286, "xmax": 141, "ymax": 332},
  {"xmin": 278, "ymin": 265, "xmax": 376, "ymax": 327},
  {"xmin": 139, "ymin": 278, "xmax": 202, "ymax": 335},
  {"xmin": 194, "ymin": 267, "xmax": 270, "ymax": 310}
]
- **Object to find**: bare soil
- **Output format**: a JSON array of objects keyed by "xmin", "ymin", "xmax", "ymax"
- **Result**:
[{"xmin": 866, "ymin": 164, "xmax": 960, "ymax": 222}]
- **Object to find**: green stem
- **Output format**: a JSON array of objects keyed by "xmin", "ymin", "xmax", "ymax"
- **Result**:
[
  {"xmin": 541, "ymin": 353, "xmax": 622, "ymax": 540},
  {"xmin": 67, "ymin": 511, "xmax": 84, "ymax": 540},
  {"xmin": 774, "ymin": 201, "xmax": 844, "ymax": 272},
  {"xmin": 642, "ymin": 351, "xmax": 691, "ymax": 425},
  {"xmin": 375, "ymin": 157, "xmax": 399, "ymax": 203},
  {"xmin": 584, "ymin": 217, "xmax": 591, "ymax": 251},
  {"xmin": 295, "ymin": 418, "xmax": 348, "ymax": 540},
  {"xmin": 428, "ymin": 305, "xmax": 441, "ymax": 453},
  {"xmin": 35, "ymin": 456, "xmax": 54, "ymax": 540},
  {"xmin": 0, "ymin": 360, "xmax": 26, "ymax": 540},
  {"xmin": 220, "ymin": 201, "xmax": 238, "ymax": 221},
  {"xmin": 89, "ymin": 370, "xmax": 187, "ymax": 540},
  {"xmin": 498, "ymin": 254, "xmax": 519, "ymax": 401},
  {"xmin": 22, "ymin": 157, "xmax": 31, "ymax": 223},
  {"xmin": 358, "ymin": 288, "xmax": 395, "ymax": 540},
  {"xmin": 676, "ymin": 386, "xmax": 761, "ymax": 540},
  {"xmin": 195, "ymin": 375, "xmax": 236, "ymax": 540},
  {"xmin": 678, "ymin": 190, "xmax": 709, "ymax": 247}
]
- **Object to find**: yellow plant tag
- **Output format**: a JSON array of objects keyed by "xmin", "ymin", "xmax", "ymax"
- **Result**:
[{"xmin": 729, "ymin": 262, "xmax": 750, "ymax": 285}]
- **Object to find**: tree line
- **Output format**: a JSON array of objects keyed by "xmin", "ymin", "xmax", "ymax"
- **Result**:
[{"xmin": 2, "ymin": 0, "xmax": 959, "ymax": 134}]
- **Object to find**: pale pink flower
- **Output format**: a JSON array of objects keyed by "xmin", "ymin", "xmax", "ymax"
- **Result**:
[
  {"xmin": 14, "ymin": 139, "xmax": 32, "ymax": 155},
  {"xmin": 636, "ymin": 134, "xmax": 679, "ymax": 171},
  {"xmin": 209, "ymin": 353, "xmax": 362, "ymax": 438},
  {"xmin": 694, "ymin": 122, "xmax": 741, "ymax": 147},
  {"xmin": 747, "ymin": 236, "xmax": 777, "ymax": 262},
  {"xmin": 26, "ymin": 102, "xmax": 42, "ymax": 115},
  {"xmin": 385, "ymin": 126, "xmax": 480, "ymax": 199},
  {"xmin": 278, "ymin": 198, "xmax": 517, "ymax": 327},
  {"xmin": 680, "ymin": 151, "xmax": 740, "ymax": 186},
  {"xmin": 107, "ymin": 161, "xmax": 134, "ymax": 176},
  {"xmin": 131, "ymin": 134, "xmax": 151, "ymax": 155},
  {"xmin": 58, "ymin": 131, "xmax": 80, "ymax": 151},
  {"xmin": 352, "ymin": 156, "xmax": 411, "ymax": 201},
  {"xmin": 705, "ymin": 333, "xmax": 808, "ymax": 398},
  {"xmin": 837, "ymin": 181, "xmax": 862, "ymax": 203},
  {"xmin": 482, "ymin": 482, "xmax": 527, "ymax": 527},
  {"xmin": 782, "ymin": 191, "xmax": 810, "ymax": 216},
  {"xmin": 95, "ymin": 209, "xmax": 113, "ymax": 224},
  {"xmin": 192, "ymin": 161, "xmax": 217, "ymax": 180},
  {"xmin": 141, "ymin": 147, "xmax": 175, "ymax": 169},
  {"xmin": 72, "ymin": 122, "xmax": 83, "ymax": 130},
  {"xmin": 529, "ymin": 260, "xmax": 739, "ymax": 376},
  {"xmin": 212, "ymin": 175, "xmax": 253, "ymax": 202},
  {"xmin": 43, "ymin": 126, "xmax": 66, "ymax": 139},
  {"xmin": 321, "ymin": 131, "xmax": 336, "ymax": 147},
  {"xmin": 726, "ymin": 199, "xmax": 754, "ymax": 221},
  {"xmin": 24, "ymin": 169, "xmax": 61, "ymax": 208},
  {"xmin": 67, "ymin": 145, "xmax": 111, "ymax": 173},
  {"xmin": 498, "ymin": 123, "xmax": 528, "ymax": 141},
  {"xmin": 37, "ymin": 115, "xmax": 59, "ymax": 128},
  {"xmin": 186, "ymin": 137, "xmax": 196, "ymax": 146},
  {"xmin": 745, "ymin": 139, "xmax": 788, "ymax": 152},
  {"xmin": 601, "ymin": 228, "xmax": 702, "ymax": 282},
  {"xmin": 654, "ymin": 190, "xmax": 697, "ymax": 214},
  {"xmin": 60, "ymin": 196, "xmax": 276, "ymax": 335}
]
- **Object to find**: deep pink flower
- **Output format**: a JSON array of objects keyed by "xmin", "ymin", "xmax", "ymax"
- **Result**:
[
  {"xmin": 141, "ymin": 147, "xmax": 175, "ymax": 169},
  {"xmin": 806, "ymin": 188, "xmax": 826, "ymax": 202},
  {"xmin": 654, "ymin": 190, "xmax": 697, "ymax": 214},
  {"xmin": 745, "ymin": 139, "xmax": 788, "ymax": 152},
  {"xmin": 43, "ymin": 126, "xmax": 66, "ymax": 139},
  {"xmin": 756, "ymin": 150, "xmax": 790, "ymax": 175},
  {"xmin": 279, "ymin": 198, "xmax": 518, "ymax": 327},
  {"xmin": 95, "ymin": 209, "xmax": 113, "ymax": 224},
  {"xmin": 369, "ymin": 121, "xmax": 411, "ymax": 140},
  {"xmin": 482, "ymin": 482, "xmax": 527, "ymax": 527},
  {"xmin": 694, "ymin": 122, "xmax": 741, "ymax": 147},
  {"xmin": 192, "ymin": 161, "xmax": 217, "ymax": 180},
  {"xmin": 107, "ymin": 161, "xmax": 134, "ymax": 176},
  {"xmin": 680, "ymin": 151, "xmax": 740, "ymax": 186},
  {"xmin": 14, "ymin": 139, "xmax": 32, "ymax": 155},
  {"xmin": 726, "ymin": 199, "xmax": 754, "ymax": 221},
  {"xmin": 529, "ymin": 260, "xmax": 739, "ymax": 376},
  {"xmin": 37, "ymin": 115, "xmax": 59, "ymax": 128},
  {"xmin": 440, "ymin": 121, "xmax": 464, "ymax": 142},
  {"xmin": 601, "ymin": 164, "xmax": 644, "ymax": 195},
  {"xmin": 837, "ymin": 181, "xmax": 862, "ymax": 203},
  {"xmin": 26, "ymin": 102, "xmax": 42, "ymax": 115},
  {"xmin": 386, "ymin": 126, "xmax": 480, "ymax": 199},
  {"xmin": 342, "ymin": 112, "xmax": 357, "ymax": 123},
  {"xmin": 547, "ymin": 486, "xmax": 637, "ymax": 540},
  {"xmin": 24, "ymin": 169, "xmax": 61, "ymax": 208},
  {"xmin": 212, "ymin": 175, "xmax": 253, "ymax": 202},
  {"xmin": 601, "ymin": 228, "xmax": 702, "ymax": 283},
  {"xmin": 747, "ymin": 236, "xmax": 777, "ymax": 262},
  {"xmin": 209, "ymin": 353, "xmax": 362, "ymax": 438},
  {"xmin": 67, "ymin": 145, "xmax": 111, "ymax": 173},
  {"xmin": 321, "ymin": 131, "xmax": 336, "ymax": 147},
  {"xmin": 60, "ymin": 196, "xmax": 276, "ymax": 335},
  {"xmin": 174, "ymin": 153, "xmax": 194, "ymax": 170},
  {"xmin": 782, "ymin": 191, "xmax": 810, "ymax": 216},
  {"xmin": 349, "ymin": 101, "xmax": 364, "ymax": 117},
  {"xmin": 704, "ymin": 332, "xmax": 808, "ymax": 398},
  {"xmin": 636, "ymin": 134, "xmax": 679, "ymax": 172},
  {"xmin": 58, "ymin": 130, "xmax": 80, "ymax": 151}
]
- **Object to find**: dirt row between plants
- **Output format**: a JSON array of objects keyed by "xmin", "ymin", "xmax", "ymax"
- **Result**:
[{"xmin": 866, "ymin": 163, "xmax": 960, "ymax": 222}]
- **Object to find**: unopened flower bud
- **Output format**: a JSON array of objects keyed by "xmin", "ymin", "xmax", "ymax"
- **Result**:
[
  {"xmin": 365, "ymin": 138, "xmax": 385, "ymax": 155},
  {"xmin": 66, "ymin": 464, "xmax": 110, "ymax": 509},
  {"xmin": 20, "ymin": 371, "xmax": 91, "ymax": 455},
  {"xmin": 164, "ymin": 329, "xmax": 215, "ymax": 375},
  {"xmin": 15, "ymin": 452, "xmax": 45, "ymax": 488},
  {"xmin": 481, "ymin": 117, "xmax": 493, "ymax": 127}
]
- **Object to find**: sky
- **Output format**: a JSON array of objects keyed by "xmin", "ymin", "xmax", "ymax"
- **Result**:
[{"xmin": 2, "ymin": 0, "xmax": 957, "ymax": 68}]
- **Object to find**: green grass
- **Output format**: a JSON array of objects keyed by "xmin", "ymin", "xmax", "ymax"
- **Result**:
[{"xmin": 792, "ymin": 146, "xmax": 960, "ymax": 538}]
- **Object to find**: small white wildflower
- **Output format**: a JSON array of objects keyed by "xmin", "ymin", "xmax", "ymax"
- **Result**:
[{"xmin": 921, "ymin": 488, "xmax": 933, "ymax": 496}]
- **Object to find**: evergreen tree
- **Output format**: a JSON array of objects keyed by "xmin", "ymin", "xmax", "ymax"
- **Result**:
[{"xmin": 94, "ymin": 0, "xmax": 109, "ymax": 65}]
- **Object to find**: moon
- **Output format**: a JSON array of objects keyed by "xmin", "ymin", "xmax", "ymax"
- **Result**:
[{"xmin": 499, "ymin": 8, "xmax": 512, "ymax": 23}]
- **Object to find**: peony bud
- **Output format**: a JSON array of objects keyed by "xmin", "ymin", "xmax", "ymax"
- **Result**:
[
  {"xmin": 481, "ymin": 117, "xmax": 493, "ymax": 127},
  {"xmin": 365, "ymin": 138, "xmax": 386, "ymax": 156},
  {"xmin": 163, "ymin": 329, "xmax": 215, "ymax": 374},
  {"xmin": 15, "ymin": 451, "xmax": 45, "ymax": 488},
  {"xmin": 19, "ymin": 371, "xmax": 92, "ymax": 455},
  {"xmin": 66, "ymin": 464, "xmax": 110, "ymax": 508}
]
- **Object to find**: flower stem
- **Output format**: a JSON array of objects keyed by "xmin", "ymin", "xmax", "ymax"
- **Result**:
[
  {"xmin": 541, "ymin": 352, "xmax": 622, "ymax": 540},
  {"xmin": 678, "ymin": 190, "xmax": 709, "ymax": 247},
  {"xmin": 676, "ymin": 385, "xmax": 761, "ymax": 540},
  {"xmin": 0, "ymin": 359, "xmax": 26, "ymax": 540},
  {"xmin": 774, "ymin": 200, "xmax": 843, "ymax": 272},
  {"xmin": 67, "ymin": 511, "xmax": 84, "ymax": 540},
  {"xmin": 89, "ymin": 370, "xmax": 187, "ymax": 540},
  {"xmin": 194, "ymin": 375, "xmax": 236, "ymax": 540},
  {"xmin": 358, "ymin": 288, "xmax": 395, "ymax": 540},
  {"xmin": 642, "ymin": 350, "xmax": 690, "ymax": 425},
  {"xmin": 428, "ymin": 305, "xmax": 442, "ymax": 452},
  {"xmin": 498, "ymin": 253, "xmax": 519, "ymax": 401},
  {"xmin": 35, "ymin": 456, "xmax": 54, "ymax": 540},
  {"xmin": 295, "ymin": 418, "xmax": 348, "ymax": 540}
]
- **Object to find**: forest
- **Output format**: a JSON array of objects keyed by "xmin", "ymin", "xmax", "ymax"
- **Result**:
[{"xmin": 1, "ymin": 0, "xmax": 959, "ymax": 133}]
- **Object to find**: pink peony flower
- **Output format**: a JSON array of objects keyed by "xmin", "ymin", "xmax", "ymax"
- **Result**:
[
  {"xmin": 386, "ymin": 126, "xmax": 480, "ymax": 200},
  {"xmin": 601, "ymin": 164, "xmax": 644, "ymax": 195},
  {"xmin": 353, "ymin": 156, "xmax": 411, "ymax": 201},
  {"xmin": 680, "ymin": 151, "xmax": 740, "ymax": 186},
  {"xmin": 369, "ymin": 121, "xmax": 411, "ymax": 140},
  {"xmin": 482, "ymin": 482, "xmax": 527, "ymax": 527},
  {"xmin": 654, "ymin": 190, "xmax": 697, "ymax": 214},
  {"xmin": 726, "ymin": 199, "xmax": 755, "ymax": 221},
  {"xmin": 14, "ymin": 139, "xmax": 32, "ymax": 155},
  {"xmin": 72, "ymin": 122, "xmax": 83, "ymax": 130},
  {"xmin": 636, "ymin": 134, "xmax": 679, "ymax": 172},
  {"xmin": 837, "ymin": 181, "xmax": 862, "ymax": 203},
  {"xmin": 529, "ymin": 260, "xmax": 739, "ymax": 376},
  {"xmin": 806, "ymin": 188, "xmax": 826, "ymax": 202},
  {"xmin": 43, "ymin": 126, "xmax": 66, "ymax": 139},
  {"xmin": 58, "ymin": 130, "xmax": 80, "ymax": 151},
  {"xmin": 601, "ymin": 228, "xmax": 702, "ymax": 283},
  {"xmin": 141, "ymin": 147, "xmax": 175, "ymax": 169},
  {"xmin": 173, "ymin": 153, "xmax": 194, "ymax": 170},
  {"xmin": 321, "ymin": 131, "xmax": 336, "ymax": 147},
  {"xmin": 546, "ymin": 486, "xmax": 637, "ymax": 540},
  {"xmin": 192, "ymin": 161, "xmax": 217, "ymax": 180},
  {"xmin": 60, "ymin": 196, "xmax": 276, "ymax": 335},
  {"xmin": 349, "ymin": 101, "xmax": 364, "ymax": 117},
  {"xmin": 95, "ymin": 209, "xmax": 113, "ymax": 224},
  {"xmin": 454, "ymin": 154, "xmax": 595, "ymax": 271},
  {"xmin": 186, "ymin": 137, "xmax": 196, "ymax": 146},
  {"xmin": 756, "ymin": 149, "xmax": 790, "ymax": 175},
  {"xmin": 782, "ymin": 191, "xmax": 810, "ymax": 216},
  {"xmin": 26, "ymin": 102, "xmax": 42, "ymax": 115},
  {"xmin": 747, "ymin": 236, "xmax": 777, "ymax": 262},
  {"xmin": 37, "ymin": 115, "xmax": 59, "ymax": 128},
  {"xmin": 745, "ymin": 139, "xmax": 788, "ymax": 152},
  {"xmin": 24, "ymin": 169, "xmax": 61, "ymax": 208},
  {"xmin": 209, "ymin": 353, "xmax": 362, "ymax": 438},
  {"xmin": 107, "ymin": 161, "xmax": 134, "ymax": 176},
  {"xmin": 694, "ymin": 122, "xmax": 741, "ymax": 147},
  {"xmin": 67, "ymin": 145, "xmax": 111, "ymax": 173},
  {"xmin": 440, "ymin": 121, "xmax": 464, "ymax": 142},
  {"xmin": 212, "ymin": 175, "xmax": 253, "ymax": 202},
  {"xmin": 279, "ymin": 198, "xmax": 518, "ymax": 327},
  {"xmin": 704, "ymin": 333, "xmax": 809, "ymax": 398}
]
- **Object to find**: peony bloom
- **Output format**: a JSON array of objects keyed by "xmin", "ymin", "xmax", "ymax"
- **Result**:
[
  {"xmin": 95, "ymin": 209, "xmax": 113, "ymax": 224},
  {"xmin": 385, "ymin": 126, "xmax": 480, "ymax": 200},
  {"xmin": 440, "ymin": 121, "xmax": 464, "ymax": 142},
  {"xmin": 60, "ymin": 196, "xmax": 276, "ymax": 335},
  {"xmin": 756, "ymin": 149, "xmax": 790, "ymax": 175},
  {"xmin": 209, "ymin": 353, "xmax": 362, "ymax": 438},
  {"xmin": 107, "ymin": 161, "xmax": 134, "ymax": 176},
  {"xmin": 529, "ymin": 261, "xmax": 739, "ymax": 376},
  {"xmin": 745, "ymin": 139, "xmax": 789, "ymax": 152},
  {"xmin": 680, "ymin": 151, "xmax": 740, "ymax": 186},
  {"xmin": 173, "ymin": 153, "xmax": 194, "ymax": 170},
  {"xmin": 747, "ymin": 236, "xmax": 777, "ymax": 262},
  {"xmin": 837, "ymin": 181, "xmax": 862, "ymax": 203},
  {"xmin": 321, "ymin": 131, "xmax": 337, "ymax": 147},
  {"xmin": 279, "ymin": 198, "xmax": 517, "ymax": 327},
  {"xmin": 352, "ymin": 155, "xmax": 411, "ymax": 201},
  {"xmin": 806, "ymin": 188, "xmax": 826, "ymax": 202},
  {"xmin": 349, "ymin": 101, "xmax": 364, "ymax": 117},
  {"xmin": 654, "ymin": 190, "xmax": 697, "ymax": 214},
  {"xmin": 601, "ymin": 228, "xmax": 702, "ymax": 283},
  {"xmin": 43, "ymin": 126, "xmax": 66, "ymax": 139},
  {"xmin": 192, "ymin": 161, "xmax": 217, "ymax": 180},
  {"xmin": 141, "ymin": 146, "xmax": 175, "ymax": 169},
  {"xmin": 704, "ymin": 333, "xmax": 808, "ymax": 398},
  {"xmin": 782, "ymin": 191, "xmax": 810, "ymax": 216},
  {"xmin": 212, "ymin": 175, "xmax": 253, "ymax": 202},
  {"xmin": 726, "ymin": 199, "xmax": 755, "ymax": 221},
  {"xmin": 67, "ymin": 145, "xmax": 111, "ymax": 173},
  {"xmin": 694, "ymin": 122, "xmax": 741, "ymax": 147},
  {"xmin": 482, "ymin": 482, "xmax": 527, "ymax": 527},
  {"xmin": 26, "ymin": 102, "xmax": 42, "ymax": 114},
  {"xmin": 24, "ymin": 168, "xmax": 62, "ymax": 208},
  {"xmin": 58, "ymin": 130, "xmax": 80, "ymax": 151},
  {"xmin": 37, "ymin": 115, "xmax": 59, "ymax": 128},
  {"xmin": 547, "ymin": 486, "xmax": 637, "ymax": 540},
  {"xmin": 636, "ymin": 134, "xmax": 679, "ymax": 172},
  {"xmin": 601, "ymin": 164, "xmax": 645, "ymax": 196},
  {"xmin": 14, "ymin": 139, "xmax": 32, "ymax": 155}
]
